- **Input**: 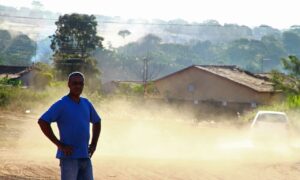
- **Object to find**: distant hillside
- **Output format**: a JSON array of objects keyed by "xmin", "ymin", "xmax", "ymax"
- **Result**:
[{"xmin": 0, "ymin": 4, "xmax": 286, "ymax": 47}]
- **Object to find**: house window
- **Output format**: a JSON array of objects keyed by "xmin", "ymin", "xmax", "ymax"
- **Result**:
[{"xmin": 187, "ymin": 84, "xmax": 195, "ymax": 92}]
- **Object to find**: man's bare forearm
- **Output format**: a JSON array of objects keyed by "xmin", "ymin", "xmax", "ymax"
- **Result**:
[
  {"xmin": 38, "ymin": 119, "xmax": 61, "ymax": 148},
  {"xmin": 91, "ymin": 122, "xmax": 101, "ymax": 146}
]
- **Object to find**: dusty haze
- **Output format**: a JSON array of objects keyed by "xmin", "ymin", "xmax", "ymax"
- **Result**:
[{"xmin": 1, "ymin": 96, "xmax": 300, "ymax": 179}]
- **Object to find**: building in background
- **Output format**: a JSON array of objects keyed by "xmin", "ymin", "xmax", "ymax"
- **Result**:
[
  {"xmin": 153, "ymin": 65, "xmax": 282, "ymax": 111},
  {"xmin": 0, "ymin": 65, "xmax": 40, "ymax": 86}
]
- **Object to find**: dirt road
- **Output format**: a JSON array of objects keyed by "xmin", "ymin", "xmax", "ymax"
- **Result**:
[
  {"xmin": 1, "ymin": 101, "xmax": 300, "ymax": 180},
  {"xmin": 2, "ymin": 151, "xmax": 300, "ymax": 180}
]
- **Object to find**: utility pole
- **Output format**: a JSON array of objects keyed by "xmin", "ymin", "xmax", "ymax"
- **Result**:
[{"xmin": 143, "ymin": 57, "xmax": 149, "ymax": 96}]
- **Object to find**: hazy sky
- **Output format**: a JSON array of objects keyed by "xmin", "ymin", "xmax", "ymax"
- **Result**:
[{"xmin": 1, "ymin": 0, "xmax": 299, "ymax": 29}]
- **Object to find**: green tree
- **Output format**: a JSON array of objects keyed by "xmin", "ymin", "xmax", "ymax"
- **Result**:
[
  {"xmin": 50, "ymin": 14, "xmax": 103, "ymax": 91},
  {"xmin": 282, "ymin": 56, "xmax": 300, "ymax": 79},
  {"xmin": 271, "ymin": 55, "xmax": 300, "ymax": 107},
  {"xmin": 118, "ymin": 30, "xmax": 131, "ymax": 39},
  {"xmin": 50, "ymin": 13, "xmax": 104, "ymax": 59},
  {"xmin": 0, "ymin": 30, "xmax": 36, "ymax": 66},
  {"xmin": 5, "ymin": 34, "xmax": 36, "ymax": 65}
]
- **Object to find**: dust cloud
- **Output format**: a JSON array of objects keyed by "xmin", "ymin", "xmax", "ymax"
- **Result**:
[
  {"xmin": 1, "ymin": 97, "xmax": 300, "ymax": 179},
  {"xmin": 96, "ymin": 99, "xmax": 300, "ymax": 161}
]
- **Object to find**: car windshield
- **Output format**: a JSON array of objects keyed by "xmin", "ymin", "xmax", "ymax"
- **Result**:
[{"xmin": 256, "ymin": 113, "xmax": 287, "ymax": 123}]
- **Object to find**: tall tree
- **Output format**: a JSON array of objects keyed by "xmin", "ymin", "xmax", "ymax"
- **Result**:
[
  {"xmin": 5, "ymin": 34, "xmax": 36, "ymax": 65},
  {"xmin": 50, "ymin": 13, "xmax": 104, "ymax": 59},
  {"xmin": 50, "ymin": 14, "xmax": 103, "ymax": 91},
  {"xmin": 118, "ymin": 30, "xmax": 131, "ymax": 39}
]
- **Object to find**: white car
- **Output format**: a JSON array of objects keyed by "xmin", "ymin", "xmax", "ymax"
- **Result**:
[{"xmin": 250, "ymin": 111, "xmax": 290, "ymax": 146}]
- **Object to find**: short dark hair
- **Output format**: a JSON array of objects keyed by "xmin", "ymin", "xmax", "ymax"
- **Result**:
[{"xmin": 68, "ymin": 72, "xmax": 85, "ymax": 81}]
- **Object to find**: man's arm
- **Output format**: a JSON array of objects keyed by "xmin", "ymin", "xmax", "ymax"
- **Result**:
[
  {"xmin": 89, "ymin": 122, "xmax": 101, "ymax": 157},
  {"xmin": 38, "ymin": 119, "xmax": 73, "ymax": 156}
]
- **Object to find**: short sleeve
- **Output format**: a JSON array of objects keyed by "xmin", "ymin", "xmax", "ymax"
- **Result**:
[
  {"xmin": 88, "ymin": 100, "xmax": 101, "ymax": 124},
  {"xmin": 39, "ymin": 100, "xmax": 63, "ymax": 123}
]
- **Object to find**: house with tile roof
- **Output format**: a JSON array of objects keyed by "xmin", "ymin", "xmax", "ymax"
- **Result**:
[
  {"xmin": 0, "ymin": 65, "xmax": 40, "ymax": 86},
  {"xmin": 153, "ymin": 65, "xmax": 282, "ymax": 110}
]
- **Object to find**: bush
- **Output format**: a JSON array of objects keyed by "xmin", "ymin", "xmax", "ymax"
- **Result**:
[
  {"xmin": 0, "ymin": 87, "xmax": 10, "ymax": 106},
  {"xmin": 33, "ymin": 72, "xmax": 53, "ymax": 89},
  {"xmin": 0, "ymin": 86, "xmax": 48, "ymax": 110},
  {"xmin": 114, "ymin": 81, "xmax": 159, "ymax": 97},
  {"xmin": 271, "ymin": 55, "xmax": 300, "ymax": 108},
  {"xmin": 116, "ymin": 83, "xmax": 144, "ymax": 96},
  {"xmin": 0, "ymin": 77, "xmax": 21, "ymax": 86},
  {"xmin": 287, "ymin": 95, "xmax": 300, "ymax": 108}
]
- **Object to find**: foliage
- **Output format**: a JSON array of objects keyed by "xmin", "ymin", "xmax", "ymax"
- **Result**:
[
  {"xmin": 118, "ymin": 30, "xmax": 131, "ymax": 39},
  {"xmin": 97, "ymin": 31, "xmax": 291, "ymax": 82},
  {"xmin": 50, "ymin": 13, "xmax": 104, "ymax": 58},
  {"xmin": 113, "ymin": 81, "xmax": 158, "ymax": 97},
  {"xmin": 282, "ymin": 55, "xmax": 300, "ymax": 78},
  {"xmin": 0, "ymin": 77, "xmax": 21, "ymax": 86},
  {"xmin": 287, "ymin": 95, "xmax": 300, "ymax": 108},
  {"xmin": 6, "ymin": 34, "xmax": 36, "ymax": 65},
  {"xmin": 144, "ymin": 81, "xmax": 159, "ymax": 95},
  {"xmin": 0, "ymin": 86, "xmax": 48, "ymax": 109},
  {"xmin": 33, "ymin": 72, "xmax": 53, "ymax": 90},
  {"xmin": 115, "ymin": 83, "xmax": 144, "ymax": 96},
  {"xmin": 0, "ymin": 30, "xmax": 35, "ymax": 66},
  {"xmin": 272, "ymin": 56, "xmax": 300, "ymax": 94},
  {"xmin": 271, "ymin": 55, "xmax": 300, "ymax": 108},
  {"xmin": 34, "ymin": 62, "xmax": 54, "ymax": 74},
  {"xmin": 49, "ymin": 14, "xmax": 103, "ymax": 92}
]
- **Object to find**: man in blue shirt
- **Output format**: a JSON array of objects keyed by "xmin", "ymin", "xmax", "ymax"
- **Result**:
[{"xmin": 38, "ymin": 72, "xmax": 101, "ymax": 180}]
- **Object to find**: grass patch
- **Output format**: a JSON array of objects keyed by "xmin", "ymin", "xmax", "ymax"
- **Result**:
[{"xmin": 0, "ymin": 86, "xmax": 49, "ymax": 111}]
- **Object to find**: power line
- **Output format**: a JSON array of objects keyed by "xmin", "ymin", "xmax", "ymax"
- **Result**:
[
  {"xmin": 0, "ymin": 14, "xmax": 222, "ymax": 27},
  {"xmin": 0, "ymin": 14, "xmax": 56, "ymax": 21}
]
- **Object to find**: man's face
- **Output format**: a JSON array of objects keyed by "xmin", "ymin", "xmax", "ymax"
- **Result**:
[{"xmin": 68, "ymin": 76, "xmax": 84, "ymax": 96}]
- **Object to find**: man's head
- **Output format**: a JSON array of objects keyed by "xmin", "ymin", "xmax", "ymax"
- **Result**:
[{"xmin": 68, "ymin": 72, "xmax": 85, "ymax": 96}]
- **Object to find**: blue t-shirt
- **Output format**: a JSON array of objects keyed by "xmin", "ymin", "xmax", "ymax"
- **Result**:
[{"xmin": 39, "ymin": 95, "xmax": 101, "ymax": 159}]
